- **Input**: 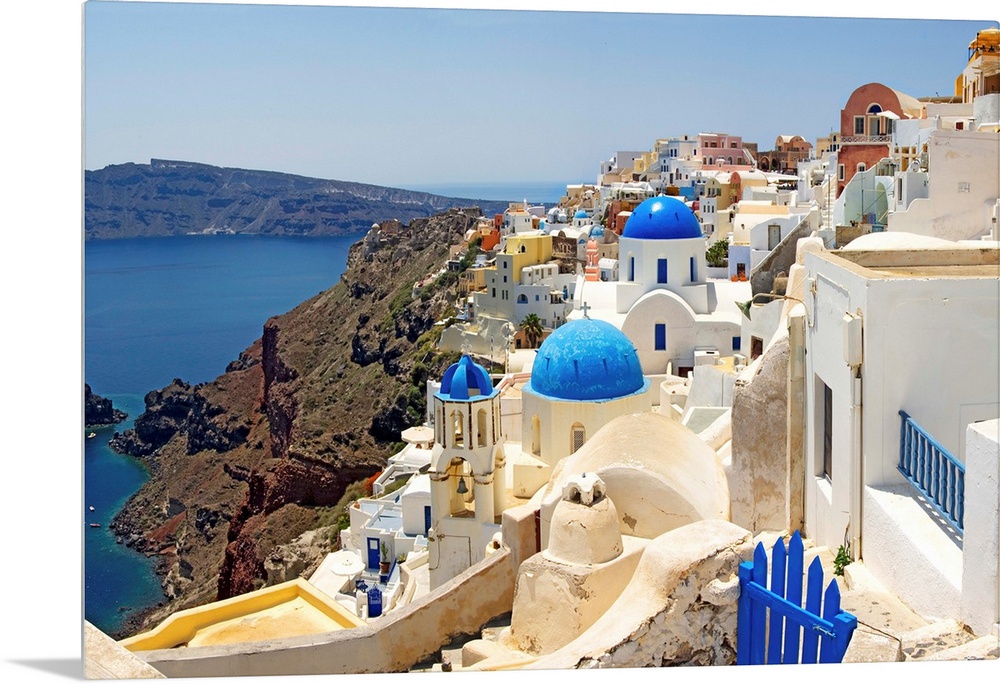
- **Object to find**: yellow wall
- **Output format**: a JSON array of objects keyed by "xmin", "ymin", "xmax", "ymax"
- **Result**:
[
  {"xmin": 506, "ymin": 233, "xmax": 553, "ymax": 275},
  {"xmin": 120, "ymin": 578, "xmax": 364, "ymax": 652}
]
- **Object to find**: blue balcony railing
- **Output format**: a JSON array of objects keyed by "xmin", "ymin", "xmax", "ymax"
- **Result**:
[{"xmin": 898, "ymin": 410, "xmax": 965, "ymax": 535}]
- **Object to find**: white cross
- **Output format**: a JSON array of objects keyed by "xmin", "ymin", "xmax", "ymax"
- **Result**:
[{"xmin": 581, "ymin": 301, "xmax": 591, "ymax": 319}]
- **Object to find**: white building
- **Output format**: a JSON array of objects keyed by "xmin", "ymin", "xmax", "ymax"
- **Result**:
[
  {"xmin": 887, "ymin": 99, "xmax": 1000, "ymax": 241},
  {"xmin": 835, "ymin": 92, "xmax": 1000, "ymax": 242},
  {"xmin": 800, "ymin": 232, "xmax": 999, "ymax": 629},
  {"xmin": 570, "ymin": 195, "xmax": 747, "ymax": 378}
]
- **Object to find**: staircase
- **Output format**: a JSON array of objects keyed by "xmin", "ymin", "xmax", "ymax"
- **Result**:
[
  {"xmin": 819, "ymin": 175, "xmax": 835, "ymax": 233},
  {"xmin": 811, "ymin": 546, "xmax": 999, "ymax": 663}
]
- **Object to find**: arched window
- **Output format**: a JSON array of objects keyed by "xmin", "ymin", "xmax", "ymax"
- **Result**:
[
  {"xmin": 857, "ymin": 163, "xmax": 867, "ymax": 173},
  {"xmin": 477, "ymin": 408, "xmax": 488, "ymax": 447},
  {"xmin": 570, "ymin": 423, "xmax": 586, "ymax": 454},
  {"xmin": 516, "ymin": 294, "xmax": 527, "ymax": 304},
  {"xmin": 451, "ymin": 410, "xmax": 464, "ymax": 447}
]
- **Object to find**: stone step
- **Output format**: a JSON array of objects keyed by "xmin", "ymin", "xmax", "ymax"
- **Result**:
[
  {"xmin": 921, "ymin": 634, "xmax": 1000, "ymax": 661},
  {"xmin": 899, "ymin": 619, "xmax": 976, "ymax": 660},
  {"xmin": 839, "ymin": 562, "xmax": 928, "ymax": 635}
]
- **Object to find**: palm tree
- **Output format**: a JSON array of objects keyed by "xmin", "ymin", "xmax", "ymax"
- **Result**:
[{"xmin": 520, "ymin": 313, "xmax": 544, "ymax": 349}]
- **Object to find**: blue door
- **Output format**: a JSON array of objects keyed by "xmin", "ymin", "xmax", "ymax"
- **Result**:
[
  {"xmin": 424, "ymin": 506, "xmax": 432, "ymax": 536},
  {"xmin": 367, "ymin": 538, "xmax": 380, "ymax": 570}
]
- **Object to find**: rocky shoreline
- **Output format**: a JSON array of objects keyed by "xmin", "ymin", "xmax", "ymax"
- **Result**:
[{"xmin": 84, "ymin": 384, "xmax": 128, "ymax": 427}]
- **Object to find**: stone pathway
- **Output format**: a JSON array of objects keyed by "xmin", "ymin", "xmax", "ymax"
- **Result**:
[{"xmin": 817, "ymin": 548, "xmax": 998, "ymax": 663}]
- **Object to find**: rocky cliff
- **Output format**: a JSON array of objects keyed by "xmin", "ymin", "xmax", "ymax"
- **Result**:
[
  {"xmin": 108, "ymin": 208, "xmax": 480, "ymax": 637},
  {"xmin": 84, "ymin": 384, "xmax": 127, "ymax": 426},
  {"xmin": 85, "ymin": 159, "xmax": 509, "ymax": 240}
]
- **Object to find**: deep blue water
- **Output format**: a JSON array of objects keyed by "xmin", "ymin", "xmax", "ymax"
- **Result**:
[{"xmin": 84, "ymin": 234, "xmax": 356, "ymax": 635}]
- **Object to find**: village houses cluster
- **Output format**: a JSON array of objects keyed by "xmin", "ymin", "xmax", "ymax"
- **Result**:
[{"xmin": 98, "ymin": 27, "xmax": 1000, "ymax": 678}]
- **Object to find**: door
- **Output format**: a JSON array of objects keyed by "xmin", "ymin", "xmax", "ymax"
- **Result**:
[
  {"xmin": 768, "ymin": 224, "xmax": 781, "ymax": 250},
  {"xmin": 367, "ymin": 537, "xmax": 380, "ymax": 570},
  {"xmin": 424, "ymin": 506, "xmax": 431, "ymax": 536}
]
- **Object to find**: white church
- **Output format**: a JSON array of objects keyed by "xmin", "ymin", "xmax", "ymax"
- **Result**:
[
  {"xmin": 570, "ymin": 194, "xmax": 747, "ymax": 377},
  {"xmin": 426, "ymin": 317, "xmax": 659, "ymax": 588}
]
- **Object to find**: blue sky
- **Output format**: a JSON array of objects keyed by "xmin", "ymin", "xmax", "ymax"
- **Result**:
[{"xmin": 83, "ymin": 3, "xmax": 996, "ymax": 187}]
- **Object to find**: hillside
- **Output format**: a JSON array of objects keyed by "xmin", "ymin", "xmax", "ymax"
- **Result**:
[
  {"xmin": 107, "ymin": 208, "xmax": 483, "ymax": 637},
  {"xmin": 85, "ymin": 159, "xmax": 510, "ymax": 239}
]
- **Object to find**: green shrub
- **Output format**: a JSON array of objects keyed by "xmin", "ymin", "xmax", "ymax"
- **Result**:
[{"xmin": 706, "ymin": 238, "xmax": 729, "ymax": 268}]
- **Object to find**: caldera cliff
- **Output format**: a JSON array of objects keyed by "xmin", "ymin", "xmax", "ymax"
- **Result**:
[{"xmin": 109, "ymin": 208, "xmax": 482, "ymax": 637}]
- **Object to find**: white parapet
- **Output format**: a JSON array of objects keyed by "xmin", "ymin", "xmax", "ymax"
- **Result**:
[{"xmin": 961, "ymin": 419, "xmax": 1000, "ymax": 637}]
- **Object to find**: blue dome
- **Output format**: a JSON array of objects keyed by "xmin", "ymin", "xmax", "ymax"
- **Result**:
[
  {"xmin": 591, "ymin": 225, "xmax": 605, "ymax": 237},
  {"xmin": 528, "ymin": 319, "xmax": 647, "ymax": 401},
  {"xmin": 437, "ymin": 356, "xmax": 497, "ymax": 401},
  {"xmin": 574, "ymin": 210, "xmax": 589, "ymax": 219},
  {"xmin": 622, "ymin": 195, "xmax": 703, "ymax": 240}
]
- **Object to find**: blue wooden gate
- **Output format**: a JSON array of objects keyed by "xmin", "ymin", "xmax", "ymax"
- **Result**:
[{"xmin": 737, "ymin": 530, "xmax": 857, "ymax": 665}]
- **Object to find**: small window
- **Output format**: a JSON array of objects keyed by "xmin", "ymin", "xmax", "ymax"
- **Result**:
[
  {"xmin": 838, "ymin": 164, "xmax": 845, "ymax": 181},
  {"xmin": 654, "ymin": 323, "xmax": 666, "ymax": 350},
  {"xmin": 854, "ymin": 116, "xmax": 865, "ymax": 135},
  {"xmin": 657, "ymin": 258, "xmax": 668, "ymax": 283},
  {"xmin": 857, "ymin": 163, "xmax": 866, "ymax": 173},
  {"xmin": 571, "ymin": 423, "xmax": 586, "ymax": 454},
  {"xmin": 822, "ymin": 381, "xmax": 833, "ymax": 481},
  {"xmin": 732, "ymin": 336, "xmax": 741, "ymax": 351}
]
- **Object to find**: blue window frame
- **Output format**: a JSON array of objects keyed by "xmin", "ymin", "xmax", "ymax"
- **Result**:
[
  {"xmin": 655, "ymin": 323, "xmax": 666, "ymax": 350},
  {"xmin": 657, "ymin": 258, "xmax": 667, "ymax": 283},
  {"xmin": 689, "ymin": 256, "xmax": 696, "ymax": 282},
  {"xmin": 732, "ymin": 336, "xmax": 741, "ymax": 351},
  {"xmin": 629, "ymin": 256, "xmax": 635, "ymax": 281}
]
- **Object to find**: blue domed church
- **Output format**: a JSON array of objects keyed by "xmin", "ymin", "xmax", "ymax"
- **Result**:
[
  {"xmin": 571, "ymin": 195, "xmax": 742, "ymax": 377},
  {"xmin": 514, "ymin": 318, "xmax": 652, "ymax": 497}
]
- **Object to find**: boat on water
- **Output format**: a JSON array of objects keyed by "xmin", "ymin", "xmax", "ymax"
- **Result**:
[
  {"xmin": 89, "ymin": 505, "xmax": 95, "ymax": 512},
  {"xmin": 87, "ymin": 432, "xmax": 97, "ymax": 439},
  {"xmin": 89, "ymin": 523, "xmax": 102, "ymax": 528}
]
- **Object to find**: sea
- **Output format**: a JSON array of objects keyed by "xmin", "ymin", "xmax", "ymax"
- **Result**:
[{"xmin": 84, "ymin": 234, "xmax": 356, "ymax": 635}]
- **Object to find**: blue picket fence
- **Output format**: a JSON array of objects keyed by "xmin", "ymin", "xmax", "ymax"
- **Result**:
[
  {"xmin": 898, "ymin": 410, "xmax": 965, "ymax": 535},
  {"xmin": 737, "ymin": 531, "xmax": 857, "ymax": 665}
]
